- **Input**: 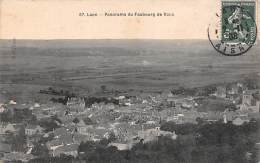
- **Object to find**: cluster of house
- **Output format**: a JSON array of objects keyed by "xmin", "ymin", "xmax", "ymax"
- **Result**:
[
  {"xmin": 212, "ymin": 82, "xmax": 260, "ymax": 125},
  {"xmin": 214, "ymin": 83, "xmax": 260, "ymax": 112},
  {"xmin": 0, "ymin": 82, "xmax": 259, "ymax": 162},
  {"xmin": 0, "ymin": 123, "xmax": 42, "ymax": 162},
  {"xmin": 0, "ymin": 97, "xmax": 180, "ymax": 162},
  {"xmin": 66, "ymin": 97, "xmax": 85, "ymax": 112},
  {"xmin": 214, "ymin": 83, "xmax": 244, "ymax": 99},
  {"xmin": 239, "ymin": 89, "xmax": 260, "ymax": 113}
]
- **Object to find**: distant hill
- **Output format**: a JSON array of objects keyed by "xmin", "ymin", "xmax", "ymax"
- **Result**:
[{"xmin": 0, "ymin": 39, "xmax": 260, "ymax": 102}]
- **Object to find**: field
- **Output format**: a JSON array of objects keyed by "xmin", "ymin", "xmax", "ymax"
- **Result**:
[{"xmin": 0, "ymin": 39, "xmax": 260, "ymax": 102}]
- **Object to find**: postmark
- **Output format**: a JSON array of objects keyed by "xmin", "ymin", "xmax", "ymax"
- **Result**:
[{"xmin": 208, "ymin": 0, "xmax": 257, "ymax": 56}]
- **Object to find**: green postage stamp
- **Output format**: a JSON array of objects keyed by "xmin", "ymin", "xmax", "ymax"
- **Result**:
[
  {"xmin": 221, "ymin": 0, "xmax": 257, "ymax": 45},
  {"xmin": 208, "ymin": 0, "xmax": 257, "ymax": 56}
]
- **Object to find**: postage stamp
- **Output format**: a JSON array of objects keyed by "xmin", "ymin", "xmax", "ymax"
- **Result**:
[
  {"xmin": 222, "ymin": 1, "xmax": 256, "ymax": 44},
  {"xmin": 208, "ymin": 0, "xmax": 257, "ymax": 56}
]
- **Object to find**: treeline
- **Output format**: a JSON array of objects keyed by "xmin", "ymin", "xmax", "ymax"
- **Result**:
[
  {"xmin": 171, "ymin": 77, "xmax": 259, "ymax": 96},
  {"xmin": 43, "ymin": 87, "xmax": 120, "ymax": 107},
  {"xmin": 26, "ymin": 120, "xmax": 259, "ymax": 163},
  {"xmin": 50, "ymin": 96, "xmax": 119, "ymax": 107},
  {"xmin": 171, "ymin": 85, "xmax": 217, "ymax": 96},
  {"xmin": 76, "ymin": 119, "xmax": 258, "ymax": 163},
  {"xmin": 160, "ymin": 119, "xmax": 258, "ymax": 163},
  {"xmin": 40, "ymin": 87, "xmax": 77, "ymax": 97},
  {"xmin": 84, "ymin": 97, "xmax": 119, "ymax": 107},
  {"xmin": 50, "ymin": 97, "xmax": 68, "ymax": 105}
]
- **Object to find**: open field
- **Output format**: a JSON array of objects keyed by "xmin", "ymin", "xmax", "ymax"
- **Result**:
[{"xmin": 0, "ymin": 39, "xmax": 260, "ymax": 102}]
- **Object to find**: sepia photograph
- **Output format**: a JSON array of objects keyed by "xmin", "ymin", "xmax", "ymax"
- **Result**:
[{"xmin": 0, "ymin": 0, "xmax": 260, "ymax": 163}]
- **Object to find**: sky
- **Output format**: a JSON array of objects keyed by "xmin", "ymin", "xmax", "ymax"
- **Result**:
[{"xmin": 0, "ymin": 0, "xmax": 259, "ymax": 39}]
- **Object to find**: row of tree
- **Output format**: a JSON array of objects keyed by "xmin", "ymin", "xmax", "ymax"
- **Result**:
[{"xmin": 27, "ymin": 119, "xmax": 259, "ymax": 163}]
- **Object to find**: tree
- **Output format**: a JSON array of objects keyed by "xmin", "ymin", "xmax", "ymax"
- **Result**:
[
  {"xmin": 196, "ymin": 117, "xmax": 204, "ymax": 125},
  {"xmin": 0, "ymin": 109, "xmax": 13, "ymax": 122},
  {"xmin": 10, "ymin": 127, "xmax": 26, "ymax": 152},
  {"xmin": 244, "ymin": 78, "xmax": 258, "ymax": 89},
  {"xmin": 72, "ymin": 117, "xmax": 80, "ymax": 124},
  {"xmin": 51, "ymin": 115, "xmax": 62, "ymax": 124},
  {"xmin": 101, "ymin": 85, "xmax": 107, "ymax": 92},
  {"xmin": 83, "ymin": 117, "xmax": 95, "ymax": 125},
  {"xmin": 108, "ymin": 132, "xmax": 117, "ymax": 142},
  {"xmin": 39, "ymin": 118, "xmax": 60, "ymax": 132},
  {"xmin": 31, "ymin": 144, "xmax": 49, "ymax": 157},
  {"xmin": 28, "ymin": 115, "xmax": 38, "ymax": 125}
]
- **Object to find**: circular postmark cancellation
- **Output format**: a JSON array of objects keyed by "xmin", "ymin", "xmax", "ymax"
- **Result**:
[{"xmin": 208, "ymin": 3, "xmax": 257, "ymax": 56}]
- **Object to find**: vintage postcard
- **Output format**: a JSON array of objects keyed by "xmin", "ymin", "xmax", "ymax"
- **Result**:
[{"xmin": 0, "ymin": 0, "xmax": 260, "ymax": 163}]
